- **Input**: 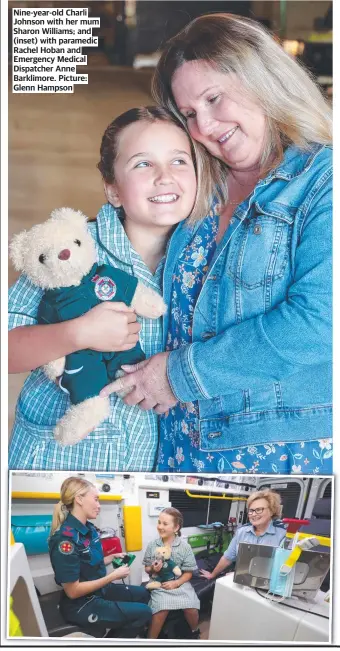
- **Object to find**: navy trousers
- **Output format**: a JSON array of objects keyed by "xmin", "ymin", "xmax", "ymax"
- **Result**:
[{"xmin": 60, "ymin": 584, "xmax": 151, "ymax": 637}]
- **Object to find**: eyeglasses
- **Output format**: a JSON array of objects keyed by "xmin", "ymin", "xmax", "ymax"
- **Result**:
[{"xmin": 248, "ymin": 507, "xmax": 268, "ymax": 515}]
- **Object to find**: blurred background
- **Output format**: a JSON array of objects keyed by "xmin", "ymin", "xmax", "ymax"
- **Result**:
[{"xmin": 8, "ymin": 0, "xmax": 333, "ymax": 428}]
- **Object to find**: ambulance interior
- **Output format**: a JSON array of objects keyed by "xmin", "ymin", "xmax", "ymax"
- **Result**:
[{"xmin": 9, "ymin": 472, "xmax": 332, "ymax": 642}]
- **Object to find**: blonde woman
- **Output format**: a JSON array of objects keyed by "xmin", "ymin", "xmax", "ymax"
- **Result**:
[
  {"xmin": 48, "ymin": 477, "xmax": 151, "ymax": 638},
  {"xmin": 200, "ymin": 489, "xmax": 286, "ymax": 580},
  {"xmin": 105, "ymin": 13, "xmax": 332, "ymax": 476}
]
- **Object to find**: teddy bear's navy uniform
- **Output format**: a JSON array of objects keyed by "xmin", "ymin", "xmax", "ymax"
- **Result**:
[
  {"xmin": 150, "ymin": 556, "xmax": 180, "ymax": 585},
  {"xmin": 38, "ymin": 263, "xmax": 146, "ymax": 404},
  {"xmin": 49, "ymin": 512, "xmax": 151, "ymax": 635}
]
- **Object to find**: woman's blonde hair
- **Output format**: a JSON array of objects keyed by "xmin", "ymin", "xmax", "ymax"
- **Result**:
[
  {"xmin": 152, "ymin": 13, "xmax": 332, "ymax": 174},
  {"xmin": 97, "ymin": 105, "xmax": 227, "ymax": 224},
  {"xmin": 50, "ymin": 477, "xmax": 95, "ymax": 536},
  {"xmin": 247, "ymin": 489, "xmax": 282, "ymax": 520}
]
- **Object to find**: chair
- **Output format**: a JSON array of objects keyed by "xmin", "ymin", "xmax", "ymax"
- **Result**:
[
  {"xmin": 38, "ymin": 591, "xmax": 106, "ymax": 638},
  {"xmin": 157, "ymin": 553, "xmax": 234, "ymax": 639},
  {"xmin": 191, "ymin": 552, "xmax": 234, "ymax": 609},
  {"xmin": 299, "ymin": 498, "xmax": 331, "ymax": 592},
  {"xmin": 299, "ymin": 498, "xmax": 331, "ymax": 541},
  {"xmin": 158, "ymin": 610, "xmax": 192, "ymax": 640}
]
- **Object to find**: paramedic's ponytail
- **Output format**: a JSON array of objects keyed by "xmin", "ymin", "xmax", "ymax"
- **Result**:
[
  {"xmin": 50, "ymin": 501, "xmax": 68, "ymax": 535},
  {"xmin": 50, "ymin": 476, "xmax": 94, "ymax": 536}
]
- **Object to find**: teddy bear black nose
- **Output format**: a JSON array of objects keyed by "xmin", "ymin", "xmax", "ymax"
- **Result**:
[{"xmin": 58, "ymin": 249, "xmax": 71, "ymax": 260}]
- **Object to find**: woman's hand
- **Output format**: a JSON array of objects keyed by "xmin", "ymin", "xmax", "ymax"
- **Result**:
[
  {"xmin": 161, "ymin": 580, "xmax": 180, "ymax": 590},
  {"xmin": 74, "ymin": 302, "xmax": 141, "ymax": 352},
  {"xmin": 199, "ymin": 569, "xmax": 213, "ymax": 580},
  {"xmin": 110, "ymin": 565, "xmax": 130, "ymax": 581},
  {"xmin": 100, "ymin": 352, "xmax": 178, "ymax": 413}
]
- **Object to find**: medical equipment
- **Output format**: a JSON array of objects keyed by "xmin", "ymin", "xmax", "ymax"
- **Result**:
[
  {"xmin": 112, "ymin": 553, "xmax": 136, "ymax": 568},
  {"xmin": 209, "ymin": 573, "xmax": 330, "ymax": 642},
  {"xmin": 233, "ymin": 542, "xmax": 330, "ymax": 600}
]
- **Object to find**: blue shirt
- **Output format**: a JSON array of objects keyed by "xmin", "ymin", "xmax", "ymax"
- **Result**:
[
  {"xmin": 223, "ymin": 521, "xmax": 287, "ymax": 563},
  {"xmin": 49, "ymin": 513, "xmax": 106, "ymax": 588}
]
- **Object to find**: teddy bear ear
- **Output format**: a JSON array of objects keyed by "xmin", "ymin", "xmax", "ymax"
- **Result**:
[
  {"xmin": 9, "ymin": 230, "xmax": 29, "ymax": 271},
  {"xmin": 50, "ymin": 207, "xmax": 89, "ymax": 229}
]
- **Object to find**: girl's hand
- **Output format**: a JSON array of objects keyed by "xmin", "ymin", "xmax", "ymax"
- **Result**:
[
  {"xmin": 100, "ymin": 352, "xmax": 178, "ymax": 413},
  {"xmin": 113, "ymin": 553, "xmax": 126, "ymax": 559},
  {"xmin": 161, "ymin": 580, "xmax": 180, "ymax": 590},
  {"xmin": 75, "ymin": 302, "xmax": 141, "ymax": 352},
  {"xmin": 111, "ymin": 565, "xmax": 130, "ymax": 581}
]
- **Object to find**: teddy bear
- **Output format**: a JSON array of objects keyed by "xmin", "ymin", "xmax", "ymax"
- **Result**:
[
  {"xmin": 146, "ymin": 546, "xmax": 182, "ymax": 590},
  {"xmin": 10, "ymin": 207, "xmax": 166, "ymax": 447}
]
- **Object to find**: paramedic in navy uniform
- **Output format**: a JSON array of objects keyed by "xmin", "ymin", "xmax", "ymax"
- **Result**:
[
  {"xmin": 200, "ymin": 489, "xmax": 286, "ymax": 580},
  {"xmin": 49, "ymin": 477, "xmax": 151, "ymax": 638}
]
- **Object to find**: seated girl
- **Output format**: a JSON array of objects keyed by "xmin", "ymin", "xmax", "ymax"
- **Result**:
[{"xmin": 143, "ymin": 507, "xmax": 200, "ymax": 639}]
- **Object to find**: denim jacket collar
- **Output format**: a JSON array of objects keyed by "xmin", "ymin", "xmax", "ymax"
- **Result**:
[{"xmin": 259, "ymin": 143, "xmax": 327, "ymax": 183}]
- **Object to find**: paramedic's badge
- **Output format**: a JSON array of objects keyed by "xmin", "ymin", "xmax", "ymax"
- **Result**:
[
  {"xmin": 94, "ymin": 276, "xmax": 117, "ymax": 301},
  {"xmin": 59, "ymin": 541, "xmax": 74, "ymax": 555}
]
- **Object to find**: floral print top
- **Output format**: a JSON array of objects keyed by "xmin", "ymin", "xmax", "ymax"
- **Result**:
[{"xmin": 158, "ymin": 210, "xmax": 333, "ymax": 475}]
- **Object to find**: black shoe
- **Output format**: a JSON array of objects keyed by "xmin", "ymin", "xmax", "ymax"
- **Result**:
[
  {"xmin": 187, "ymin": 628, "xmax": 201, "ymax": 639},
  {"xmin": 104, "ymin": 628, "xmax": 140, "ymax": 639}
]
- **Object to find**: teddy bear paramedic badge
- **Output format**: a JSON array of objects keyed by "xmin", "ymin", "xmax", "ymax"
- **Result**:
[{"xmin": 92, "ymin": 274, "xmax": 117, "ymax": 301}]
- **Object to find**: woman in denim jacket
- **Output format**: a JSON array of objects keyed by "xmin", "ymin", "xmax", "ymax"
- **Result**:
[{"xmin": 105, "ymin": 14, "xmax": 332, "ymax": 475}]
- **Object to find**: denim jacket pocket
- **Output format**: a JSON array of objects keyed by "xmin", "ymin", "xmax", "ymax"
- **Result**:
[{"xmin": 227, "ymin": 202, "xmax": 295, "ymax": 289}]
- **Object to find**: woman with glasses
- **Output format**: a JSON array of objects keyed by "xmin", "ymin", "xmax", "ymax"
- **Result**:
[{"xmin": 200, "ymin": 489, "xmax": 286, "ymax": 580}]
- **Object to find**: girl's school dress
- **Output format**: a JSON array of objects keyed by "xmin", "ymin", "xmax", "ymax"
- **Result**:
[{"xmin": 143, "ymin": 536, "xmax": 200, "ymax": 614}]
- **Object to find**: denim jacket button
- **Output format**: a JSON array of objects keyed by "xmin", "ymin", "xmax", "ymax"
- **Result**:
[
  {"xmin": 208, "ymin": 431, "xmax": 222, "ymax": 439},
  {"xmin": 253, "ymin": 224, "xmax": 262, "ymax": 235},
  {"xmin": 202, "ymin": 331, "xmax": 216, "ymax": 340}
]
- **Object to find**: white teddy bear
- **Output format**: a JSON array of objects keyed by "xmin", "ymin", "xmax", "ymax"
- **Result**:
[{"xmin": 10, "ymin": 207, "xmax": 166, "ymax": 446}]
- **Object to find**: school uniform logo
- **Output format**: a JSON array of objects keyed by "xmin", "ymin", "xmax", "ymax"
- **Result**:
[
  {"xmin": 92, "ymin": 274, "xmax": 117, "ymax": 301},
  {"xmin": 59, "ymin": 541, "xmax": 75, "ymax": 555}
]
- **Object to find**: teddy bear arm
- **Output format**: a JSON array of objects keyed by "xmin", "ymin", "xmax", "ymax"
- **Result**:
[
  {"xmin": 43, "ymin": 357, "xmax": 66, "ymax": 380},
  {"xmin": 130, "ymin": 282, "xmax": 167, "ymax": 319},
  {"xmin": 146, "ymin": 580, "xmax": 162, "ymax": 590}
]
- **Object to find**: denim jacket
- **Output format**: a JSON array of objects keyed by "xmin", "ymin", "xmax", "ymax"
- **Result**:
[{"xmin": 163, "ymin": 144, "xmax": 332, "ymax": 449}]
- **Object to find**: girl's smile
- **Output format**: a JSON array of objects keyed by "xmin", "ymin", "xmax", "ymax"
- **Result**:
[
  {"xmin": 107, "ymin": 120, "xmax": 197, "ymax": 234},
  {"xmin": 157, "ymin": 512, "xmax": 179, "ymax": 539}
]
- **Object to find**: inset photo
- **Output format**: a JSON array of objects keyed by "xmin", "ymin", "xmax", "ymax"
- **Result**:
[{"xmin": 7, "ymin": 471, "xmax": 332, "ymax": 643}]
